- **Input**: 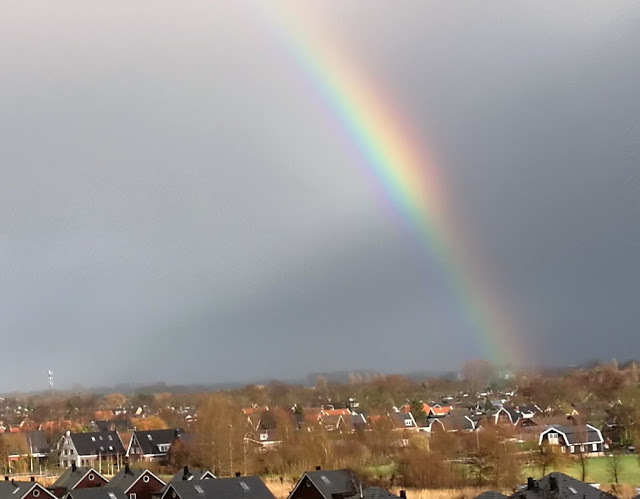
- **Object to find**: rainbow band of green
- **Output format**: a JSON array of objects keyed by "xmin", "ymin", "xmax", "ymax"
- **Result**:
[{"xmin": 255, "ymin": 3, "xmax": 521, "ymax": 366}]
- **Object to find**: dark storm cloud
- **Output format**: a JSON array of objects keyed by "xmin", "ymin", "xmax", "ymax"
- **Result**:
[{"xmin": 0, "ymin": 1, "xmax": 639, "ymax": 391}]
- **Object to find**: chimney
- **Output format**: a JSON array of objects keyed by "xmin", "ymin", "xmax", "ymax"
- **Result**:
[
  {"xmin": 549, "ymin": 477, "xmax": 558, "ymax": 491},
  {"xmin": 399, "ymin": 491, "xmax": 407, "ymax": 499},
  {"xmin": 235, "ymin": 472, "xmax": 241, "ymax": 477},
  {"xmin": 30, "ymin": 477, "xmax": 35, "ymax": 482},
  {"xmin": 72, "ymin": 463, "xmax": 77, "ymax": 472},
  {"xmin": 315, "ymin": 466, "xmax": 321, "ymax": 471},
  {"xmin": 527, "ymin": 478, "xmax": 536, "ymax": 490},
  {"xmin": 125, "ymin": 463, "xmax": 130, "ymax": 475},
  {"xmin": 4, "ymin": 476, "xmax": 8, "ymax": 481},
  {"xmin": 182, "ymin": 466, "xmax": 189, "ymax": 480}
]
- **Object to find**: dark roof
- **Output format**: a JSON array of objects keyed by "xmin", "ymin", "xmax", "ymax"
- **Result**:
[
  {"xmin": 25, "ymin": 431, "xmax": 50, "ymax": 455},
  {"xmin": 132, "ymin": 429, "xmax": 181, "ymax": 456},
  {"xmin": 170, "ymin": 467, "xmax": 215, "ymax": 482},
  {"xmin": 53, "ymin": 467, "xmax": 104, "ymax": 491},
  {"xmin": 541, "ymin": 425, "xmax": 603, "ymax": 445},
  {"xmin": 91, "ymin": 420, "xmax": 130, "ymax": 432},
  {"xmin": 167, "ymin": 476, "xmax": 274, "ymax": 499},
  {"xmin": 107, "ymin": 468, "xmax": 164, "ymax": 492},
  {"xmin": 296, "ymin": 470, "xmax": 358, "ymax": 499},
  {"xmin": 70, "ymin": 432, "xmax": 125, "ymax": 457},
  {"xmin": 389, "ymin": 413, "xmax": 415, "ymax": 429},
  {"xmin": 0, "ymin": 482, "xmax": 52, "ymax": 499},
  {"xmin": 474, "ymin": 492, "xmax": 508, "ymax": 499},
  {"xmin": 1, "ymin": 431, "xmax": 50, "ymax": 456},
  {"xmin": 359, "ymin": 487, "xmax": 398, "ymax": 499},
  {"xmin": 511, "ymin": 473, "xmax": 617, "ymax": 499},
  {"xmin": 67, "ymin": 488, "xmax": 128, "ymax": 499}
]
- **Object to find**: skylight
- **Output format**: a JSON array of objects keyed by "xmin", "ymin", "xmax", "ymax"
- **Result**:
[
  {"xmin": 194, "ymin": 485, "xmax": 204, "ymax": 495},
  {"xmin": 239, "ymin": 482, "xmax": 250, "ymax": 491},
  {"xmin": 147, "ymin": 435, "xmax": 153, "ymax": 440},
  {"xmin": 108, "ymin": 493, "xmax": 118, "ymax": 499},
  {"xmin": 12, "ymin": 488, "xmax": 20, "ymax": 495},
  {"xmin": 320, "ymin": 476, "xmax": 331, "ymax": 484},
  {"xmin": 568, "ymin": 487, "xmax": 577, "ymax": 494}
]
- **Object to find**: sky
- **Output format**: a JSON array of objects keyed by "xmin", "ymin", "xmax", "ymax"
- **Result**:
[{"xmin": 1, "ymin": 1, "xmax": 639, "ymax": 392}]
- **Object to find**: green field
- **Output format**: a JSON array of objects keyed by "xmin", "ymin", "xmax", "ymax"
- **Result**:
[{"xmin": 525, "ymin": 455, "xmax": 640, "ymax": 486}]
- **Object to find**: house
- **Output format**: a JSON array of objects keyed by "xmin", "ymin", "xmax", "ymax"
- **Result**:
[
  {"xmin": 57, "ymin": 431, "xmax": 125, "ymax": 469},
  {"xmin": 160, "ymin": 477, "xmax": 274, "ymax": 499},
  {"xmin": 429, "ymin": 415, "xmax": 476, "ymax": 433},
  {"xmin": 388, "ymin": 412, "xmax": 417, "ymax": 431},
  {"xmin": 50, "ymin": 465, "xmax": 108, "ymax": 498},
  {"xmin": 106, "ymin": 464, "xmax": 165, "ymax": 499},
  {"xmin": 169, "ymin": 466, "xmax": 215, "ymax": 482},
  {"xmin": 494, "ymin": 406, "xmax": 539, "ymax": 426},
  {"xmin": 288, "ymin": 469, "xmax": 358, "ymax": 499},
  {"xmin": 66, "ymin": 489, "xmax": 128, "ymax": 499},
  {"xmin": 0, "ymin": 430, "xmax": 50, "ymax": 470},
  {"xmin": 510, "ymin": 472, "xmax": 617, "ymax": 499},
  {"xmin": 538, "ymin": 425, "xmax": 604, "ymax": 455},
  {"xmin": 126, "ymin": 430, "xmax": 181, "ymax": 462},
  {"xmin": 0, "ymin": 479, "xmax": 57, "ymax": 499},
  {"xmin": 287, "ymin": 469, "xmax": 399, "ymax": 499}
]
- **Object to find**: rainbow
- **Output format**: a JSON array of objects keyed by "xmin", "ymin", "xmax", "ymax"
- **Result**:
[{"xmin": 254, "ymin": 4, "xmax": 523, "ymax": 366}]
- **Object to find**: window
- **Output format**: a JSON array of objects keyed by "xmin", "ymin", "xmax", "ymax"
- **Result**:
[
  {"xmin": 88, "ymin": 474, "xmax": 95, "ymax": 481},
  {"xmin": 91, "ymin": 437, "xmax": 96, "ymax": 442},
  {"xmin": 580, "ymin": 445, "xmax": 585, "ymax": 453},
  {"xmin": 129, "ymin": 494, "xmax": 136, "ymax": 499},
  {"xmin": 320, "ymin": 476, "xmax": 330, "ymax": 485},
  {"xmin": 568, "ymin": 488, "xmax": 577, "ymax": 494},
  {"xmin": 108, "ymin": 435, "xmax": 113, "ymax": 441},
  {"xmin": 33, "ymin": 490, "xmax": 40, "ymax": 498},
  {"xmin": 12, "ymin": 488, "xmax": 20, "ymax": 495},
  {"xmin": 239, "ymin": 482, "xmax": 250, "ymax": 491},
  {"xmin": 142, "ymin": 475, "xmax": 150, "ymax": 483},
  {"xmin": 569, "ymin": 445, "xmax": 575, "ymax": 453},
  {"xmin": 194, "ymin": 485, "xmax": 204, "ymax": 495},
  {"xmin": 147, "ymin": 435, "xmax": 153, "ymax": 441},
  {"xmin": 592, "ymin": 443, "xmax": 597, "ymax": 451},
  {"xmin": 109, "ymin": 446, "xmax": 113, "ymax": 451},
  {"xmin": 404, "ymin": 419, "xmax": 412, "ymax": 426},
  {"xmin": 547, "ymin": 432, "xmax": 559, "ymax": 445}
]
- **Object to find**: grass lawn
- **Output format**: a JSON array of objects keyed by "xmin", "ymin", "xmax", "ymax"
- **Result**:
[{"xmin": 525, "ymin": 455, "xmax": 640, "ymax": 486}]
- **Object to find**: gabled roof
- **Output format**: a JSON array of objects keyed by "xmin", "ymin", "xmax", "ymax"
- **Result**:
[
  {"xmin": 24, "ymin": 430, "xmax": 50, "ymax": 455},
  {"xmin": 107, "ymin": 467, "xmax": 165, "ymax": 493},
  {"xmin": 130, "ymin": 429, "xmax": 181, "ymax": 456},
  {"xmin": 388, "ymin": 412, "xmax": 416, "ymax": 429},
  {"xmin": 67, "ymin": 488, "xmax": 128, "ymax": 499},
  {"xmin": 170, "ymin": 467, "xmax": 215, "ymax": 482},
  {"xmin": 511, "ymin": 472, "xmax": 617, "ymax": 499},
  {"xmin": 165, "ymin": 477, "xmax": 274, "ymax": 499},
  {"xmin": 0, "ymin": 482, "xmax": 56, "ymax": 499},
  {"xmin": 68, "ymin": 432, "xmax": 124, "ymax": 457},
  {"xmin": 52, "ymin": 467, "xmax": 107, "ymax": 491},
  {"xmin": 291, "ymin": 469, "xmax": 358, "ymax": 499}
]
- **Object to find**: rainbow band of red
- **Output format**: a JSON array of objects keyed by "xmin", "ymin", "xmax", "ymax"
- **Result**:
[{"xmin": 255, "ymin": 3, "xmax": 523, "ymax": 366}]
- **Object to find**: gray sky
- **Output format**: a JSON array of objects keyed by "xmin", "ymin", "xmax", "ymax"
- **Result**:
[{"xmin": 1, "ymin": 1, "xmax": 639, "ymax": 392}]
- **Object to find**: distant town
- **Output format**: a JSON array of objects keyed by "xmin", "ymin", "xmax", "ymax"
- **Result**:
[{"xmin": 0, "ymin": 359, "xmax": 639, "ymax": 499}]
